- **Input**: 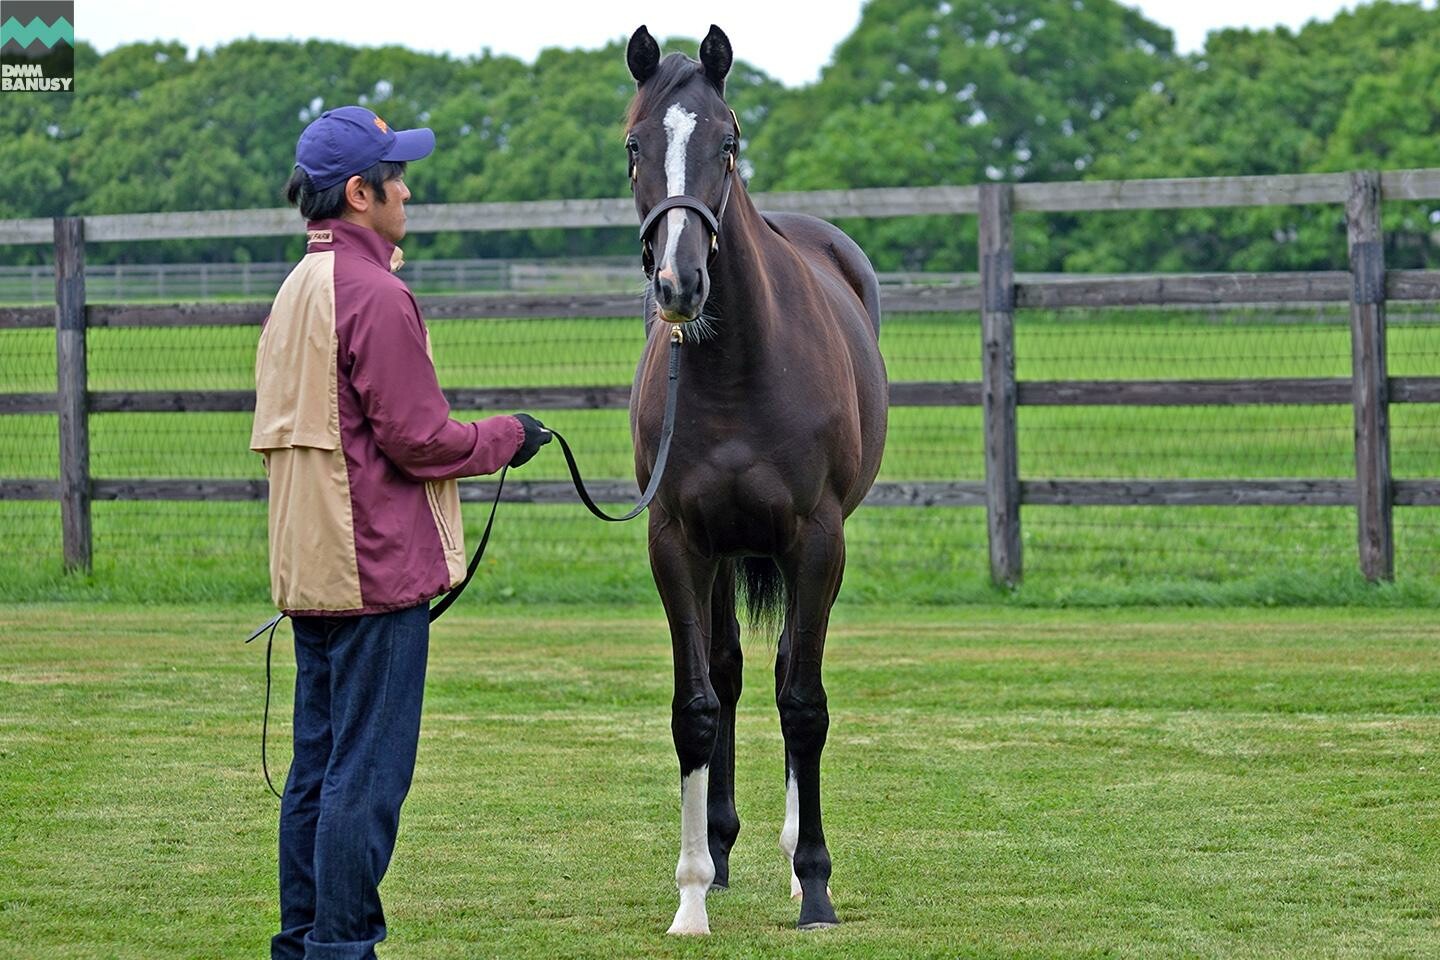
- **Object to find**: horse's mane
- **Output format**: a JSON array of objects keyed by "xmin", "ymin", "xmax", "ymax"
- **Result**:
[{"xmin": 625, "ymin": 53, "xmax": 716, "ymax": 128}]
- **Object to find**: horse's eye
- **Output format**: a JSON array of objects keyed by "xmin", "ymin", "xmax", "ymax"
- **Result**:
[
  {"xmin": 723, "ymin": 135, "xmax": 737, "ymax": 154},
  {"xmin": 627, "ymin": 136, "xmax": 640, "ymax": 155}
]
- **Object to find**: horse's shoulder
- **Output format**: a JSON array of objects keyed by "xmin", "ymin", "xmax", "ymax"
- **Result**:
[{"xmin": 761, "ymin": 212, "xmax": 882, "ymax": 336}]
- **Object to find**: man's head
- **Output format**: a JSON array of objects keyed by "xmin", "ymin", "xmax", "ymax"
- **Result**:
[{"xmin": 285, "ymin": 106, "xmax": 434, "ymax": 244}]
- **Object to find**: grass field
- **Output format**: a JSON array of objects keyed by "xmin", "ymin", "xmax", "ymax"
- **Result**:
[
  {"xmin": 2, "ymin": 603, "xmax": 1438, "ymax": 959},
  {"xmin": 2, "ymin": 307, "xmax": 1439, "ymax": 605}
]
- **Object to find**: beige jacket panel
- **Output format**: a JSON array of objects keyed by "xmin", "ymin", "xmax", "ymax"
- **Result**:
[{"xmin": 251, "ymin": 252, "xmax": 339, "ymax": 452}]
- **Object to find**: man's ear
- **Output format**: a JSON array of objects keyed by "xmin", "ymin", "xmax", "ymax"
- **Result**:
[{"xmin": 344, "ymin": 174, "xmax": 370, "ymax": 213}]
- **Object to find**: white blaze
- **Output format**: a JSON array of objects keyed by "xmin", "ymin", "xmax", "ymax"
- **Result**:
[
  {"xmin": 667, "ymin": 765, "xmax": 714, "ymax": 935},
  {"xmin": 659, "ymin": 103, "xmax": 698, "ymax": 279}
]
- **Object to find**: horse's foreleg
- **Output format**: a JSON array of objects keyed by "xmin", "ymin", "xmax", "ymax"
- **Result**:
[
  {"xmin": 650, "ymin": 516, "xmax": 720, "ymax": 935},
  {"xmin": 706, "ymin": 562, "xmax": 742, "ymax": 889},
  {"xmin": 777, "ymin": 512, "xmax": 845, "ymax": 930}
]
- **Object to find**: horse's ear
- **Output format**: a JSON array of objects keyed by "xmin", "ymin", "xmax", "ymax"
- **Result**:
[
  {"xmin": 628, "ymin": 25, "xmax": 661, "ymax": 86},
  {"xmin": 699, "ymin": 24, "xmax": 732, "ymax": 93}
]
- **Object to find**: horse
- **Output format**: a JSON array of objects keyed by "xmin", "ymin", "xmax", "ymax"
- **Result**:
[{"xmin": 623, "ymin": 24, "xmax": 889, "ymax": 934}]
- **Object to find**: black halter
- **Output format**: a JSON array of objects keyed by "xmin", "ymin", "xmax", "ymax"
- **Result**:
[{"xmin": 633, "ymin": 109, "xmax": 741, "ymax": 276}]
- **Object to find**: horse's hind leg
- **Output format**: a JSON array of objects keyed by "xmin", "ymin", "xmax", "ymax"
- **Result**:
[
  {"xmin": 650, "ymin": 512, "xmax": 721, "ymax": 935},
  {"xmin": 706, "ymin": 561, "xmax": 742, "ymax": 889},
  {"xmin": 776, "ymin": 510, "xmax": 845, "ymax": 929},
  {"xmin": 775, "ymin": 622, "xmax": 802, "ymax": 900}
]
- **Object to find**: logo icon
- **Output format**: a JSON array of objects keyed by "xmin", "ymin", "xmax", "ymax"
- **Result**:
[
  {"xmin": 374, "ymin": 116, "xmax": 389, "ymax": 134},
  {"xmin": 1, "ymin": 1, "xmax": 74, "ymax": 93}
]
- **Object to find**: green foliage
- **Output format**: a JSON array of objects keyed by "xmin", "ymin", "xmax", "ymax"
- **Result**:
[
  {"xmin": 747, "ymin": 0, "xmax": 1175, "ymax": 269},
  {"xmin": 1068, "ymin": 0, "xmax": 1440, "ymax": 272},
  {"xmin": 4, "ymin": 2, "xmax": 1440, "ymax": 271}
]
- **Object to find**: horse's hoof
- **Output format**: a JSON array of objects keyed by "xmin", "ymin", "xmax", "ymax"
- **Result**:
[
  {"xmin": 667, "ymin": 925, "xmax": 710, "ymax": 936},
  {"xmin": 797, "ymin": 889, "xmax": 838, "ymax": 930},
  {"xmin": 710, "ymin": 861, "xmax": 730, "ymax": 890}
]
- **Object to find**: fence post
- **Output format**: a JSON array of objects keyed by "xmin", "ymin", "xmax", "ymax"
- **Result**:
[
  {"xmin": 1346, "ymin": 170, "xmax": 1394, "ymax": 581},
  {"xmin": 54, "ymin": 216, "xmax": 92, "ymax": 573},
  {"xmin": 979, "ymin": 183, "xmax": 1021, "ymax": 587}
]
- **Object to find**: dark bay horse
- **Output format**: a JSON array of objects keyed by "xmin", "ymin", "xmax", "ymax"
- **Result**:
[{"xmin": 624, "ymin": 25, "xmax": 888, "ymax": 934}]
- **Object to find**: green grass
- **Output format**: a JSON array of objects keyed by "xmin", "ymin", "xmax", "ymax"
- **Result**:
[
  {"xmin": 1, "ymin": 308, "xmax": 1439, "ymax": 606},
  {"xmin": 1, "ymin": 499, "xmax": 1438, "ymax": 608},
  {"xmin": 2, "ymin": 603, "xmax": 1438, "ymax": 959}
]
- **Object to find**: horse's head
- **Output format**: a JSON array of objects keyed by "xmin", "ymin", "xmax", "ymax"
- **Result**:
[{"xmin": 625, "ymin": 24, "xmax": 738, "ymax": 324}]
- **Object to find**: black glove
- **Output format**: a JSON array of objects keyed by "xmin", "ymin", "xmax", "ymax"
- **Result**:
[{"xmin": 509, "ymin": 413, "xmax": 552, "ymax": 468}]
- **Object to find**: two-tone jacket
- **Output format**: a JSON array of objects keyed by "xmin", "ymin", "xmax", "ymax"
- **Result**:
[{"xmin": 250, "ymin": 218, "xmax": 524, "ymax": 616}]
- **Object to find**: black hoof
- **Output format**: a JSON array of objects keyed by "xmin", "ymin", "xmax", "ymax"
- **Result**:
[
  {"xmin": 796, "ymin": 891, "xmax": 838, "ymax": 929},
  {"xmin": 709, "ymin": 854, "xmax": 730, "ymax": 890}
]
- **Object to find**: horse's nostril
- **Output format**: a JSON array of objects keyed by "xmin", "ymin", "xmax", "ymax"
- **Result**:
[{"xmin": 656, "ymin": 276, "xmax": 677, "ymax": 307}]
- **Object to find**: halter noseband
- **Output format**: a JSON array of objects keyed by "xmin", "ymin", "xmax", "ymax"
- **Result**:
[{"xmin": 633, "ymin": 109, "xmax": 741, "ymax": 277}]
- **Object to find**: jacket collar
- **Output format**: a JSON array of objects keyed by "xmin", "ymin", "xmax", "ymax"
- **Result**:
[{"xmin": 305, "ymin": 218, "xmax": 404, "ymax": 273}]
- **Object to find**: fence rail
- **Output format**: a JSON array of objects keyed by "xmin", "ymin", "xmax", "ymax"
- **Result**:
[
  {"xmin": 3, "ymin": 168, "xmax": 1440, "ymax": 583},
  {"xmin": 0, "ymin": 257, "xmax": 648, "ymax": 302}
]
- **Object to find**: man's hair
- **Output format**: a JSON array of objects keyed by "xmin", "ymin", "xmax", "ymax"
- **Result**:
[{"xmin": 283, "ymin": 160, "xmax": 407, "ymax": 220}]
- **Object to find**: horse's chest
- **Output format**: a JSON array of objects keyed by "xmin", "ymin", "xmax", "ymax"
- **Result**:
[{"xmin": 664, "ymin": 437, "xmax": 823, "ymax": 555}]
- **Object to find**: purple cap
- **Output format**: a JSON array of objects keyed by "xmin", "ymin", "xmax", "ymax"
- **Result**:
[{"xmin": 295, "ymin": 105, "xmax": 436, "ymax": 190}]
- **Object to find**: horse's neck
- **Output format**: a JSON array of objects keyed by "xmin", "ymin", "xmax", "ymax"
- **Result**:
[{"xmin": 704, "ymin": 189, "xmax": 785, "ymax": 356}]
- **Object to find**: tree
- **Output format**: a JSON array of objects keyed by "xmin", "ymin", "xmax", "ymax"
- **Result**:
[
  {"xmin": 1323, "ymin": 30, "xmax": 1440, "ymax": 267},
  {"xmin": 1067, "ymin": 0, "xmax": 1440, "ymax": 272},
  {"xmin": 746, "ymin": 0, "xmax": 1176, "ymax": 269}
]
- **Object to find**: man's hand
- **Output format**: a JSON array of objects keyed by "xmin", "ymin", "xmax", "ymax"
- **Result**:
[{"xmin": 510, "ymin": 413, "xmax": 552, "ymax": 468}]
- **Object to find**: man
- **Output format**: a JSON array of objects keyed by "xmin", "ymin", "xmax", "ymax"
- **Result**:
[{"xmin": 249, "ymin": 105, "xmax": 551, "ymax": 960}]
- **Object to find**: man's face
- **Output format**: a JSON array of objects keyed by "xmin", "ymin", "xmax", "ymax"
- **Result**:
[{"xmin": 370, "ymin": 174, "xmax": 410, "ymax": 244}]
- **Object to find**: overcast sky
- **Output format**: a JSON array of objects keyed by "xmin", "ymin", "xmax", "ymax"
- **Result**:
[{"xmin": 78, "ymin": 1, "xmax": 1433, "ymax": 88}]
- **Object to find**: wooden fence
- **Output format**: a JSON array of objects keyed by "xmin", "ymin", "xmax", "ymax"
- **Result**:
[
  {"xmin": 3, "ymin": 170, "xmax": 1440, "ymax": 585},
  {"xmin": 0, "ymin": 257, "xmax": 649, "ymax": 301}
]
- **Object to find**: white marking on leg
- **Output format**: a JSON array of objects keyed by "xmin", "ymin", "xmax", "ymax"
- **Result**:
[
  {"xmin": 780, "ymin": 771, "xmax": 801, "ymax": 898},
  {"xmin": 780, "ymin": 771, "xmax": 831, "ymax": 901},
  {"xmin": 668, "ymin": 765, "xmax": 714, "ymax": 935},
  {"xmin": 658, "ymin": 103, "xmax": 697, "ymax": 282}
]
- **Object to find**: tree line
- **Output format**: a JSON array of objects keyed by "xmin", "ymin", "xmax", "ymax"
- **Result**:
[{"xmin": 3, "ymin": 0, "xmax": 1437, "ymax": 272}]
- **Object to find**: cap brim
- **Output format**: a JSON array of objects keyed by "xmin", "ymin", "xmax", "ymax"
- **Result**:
[{"xmin": 381, "ymin": 127, "xmax": 435, "ymax": 162}]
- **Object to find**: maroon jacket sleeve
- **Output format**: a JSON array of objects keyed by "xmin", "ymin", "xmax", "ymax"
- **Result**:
[{"xmin": 345, "ymin": 284, "xmax": 525, "ymax": 481}]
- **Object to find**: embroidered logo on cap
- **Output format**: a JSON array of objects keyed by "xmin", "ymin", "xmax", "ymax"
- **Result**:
[{"xmin": 373, "ymin": 116, "xmax": 388, "ymax": 133}]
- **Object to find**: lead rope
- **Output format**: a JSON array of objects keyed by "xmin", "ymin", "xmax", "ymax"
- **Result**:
[
  {"xmin": 548, "ymin": 326, "xmax": 682, "ymax": 523},
  {"xmin": 244, "ymin": 327, "xmax": 684, "ymax": 798},
  {"xmin": 244, "ymin": 613, "xmax": 288, "ymax": 800}
]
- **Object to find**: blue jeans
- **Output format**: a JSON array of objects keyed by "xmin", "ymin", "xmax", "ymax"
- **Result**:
[{"xmin": 271, "ymin": 603, "xmax": 430, "ymax": 960}]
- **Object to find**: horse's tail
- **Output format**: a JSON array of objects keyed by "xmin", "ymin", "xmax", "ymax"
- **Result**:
[{"xmin": 736, "ymin": 557, "xmax": 785, "ymax": 636}]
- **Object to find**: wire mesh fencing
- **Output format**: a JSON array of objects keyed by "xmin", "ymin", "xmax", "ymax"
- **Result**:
[
  {"xmin": 2, "ymin": 298, "xmax": 1437, "ymax": 606},
  {"xmin": 1013, "ymin": 302, "xmax": 1439, "ymax": 595}
]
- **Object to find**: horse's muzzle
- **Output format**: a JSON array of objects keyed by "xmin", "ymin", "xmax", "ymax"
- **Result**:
[{"xmin": 655, "ymin": 268, "xmax": 707, "ymax": 323}]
